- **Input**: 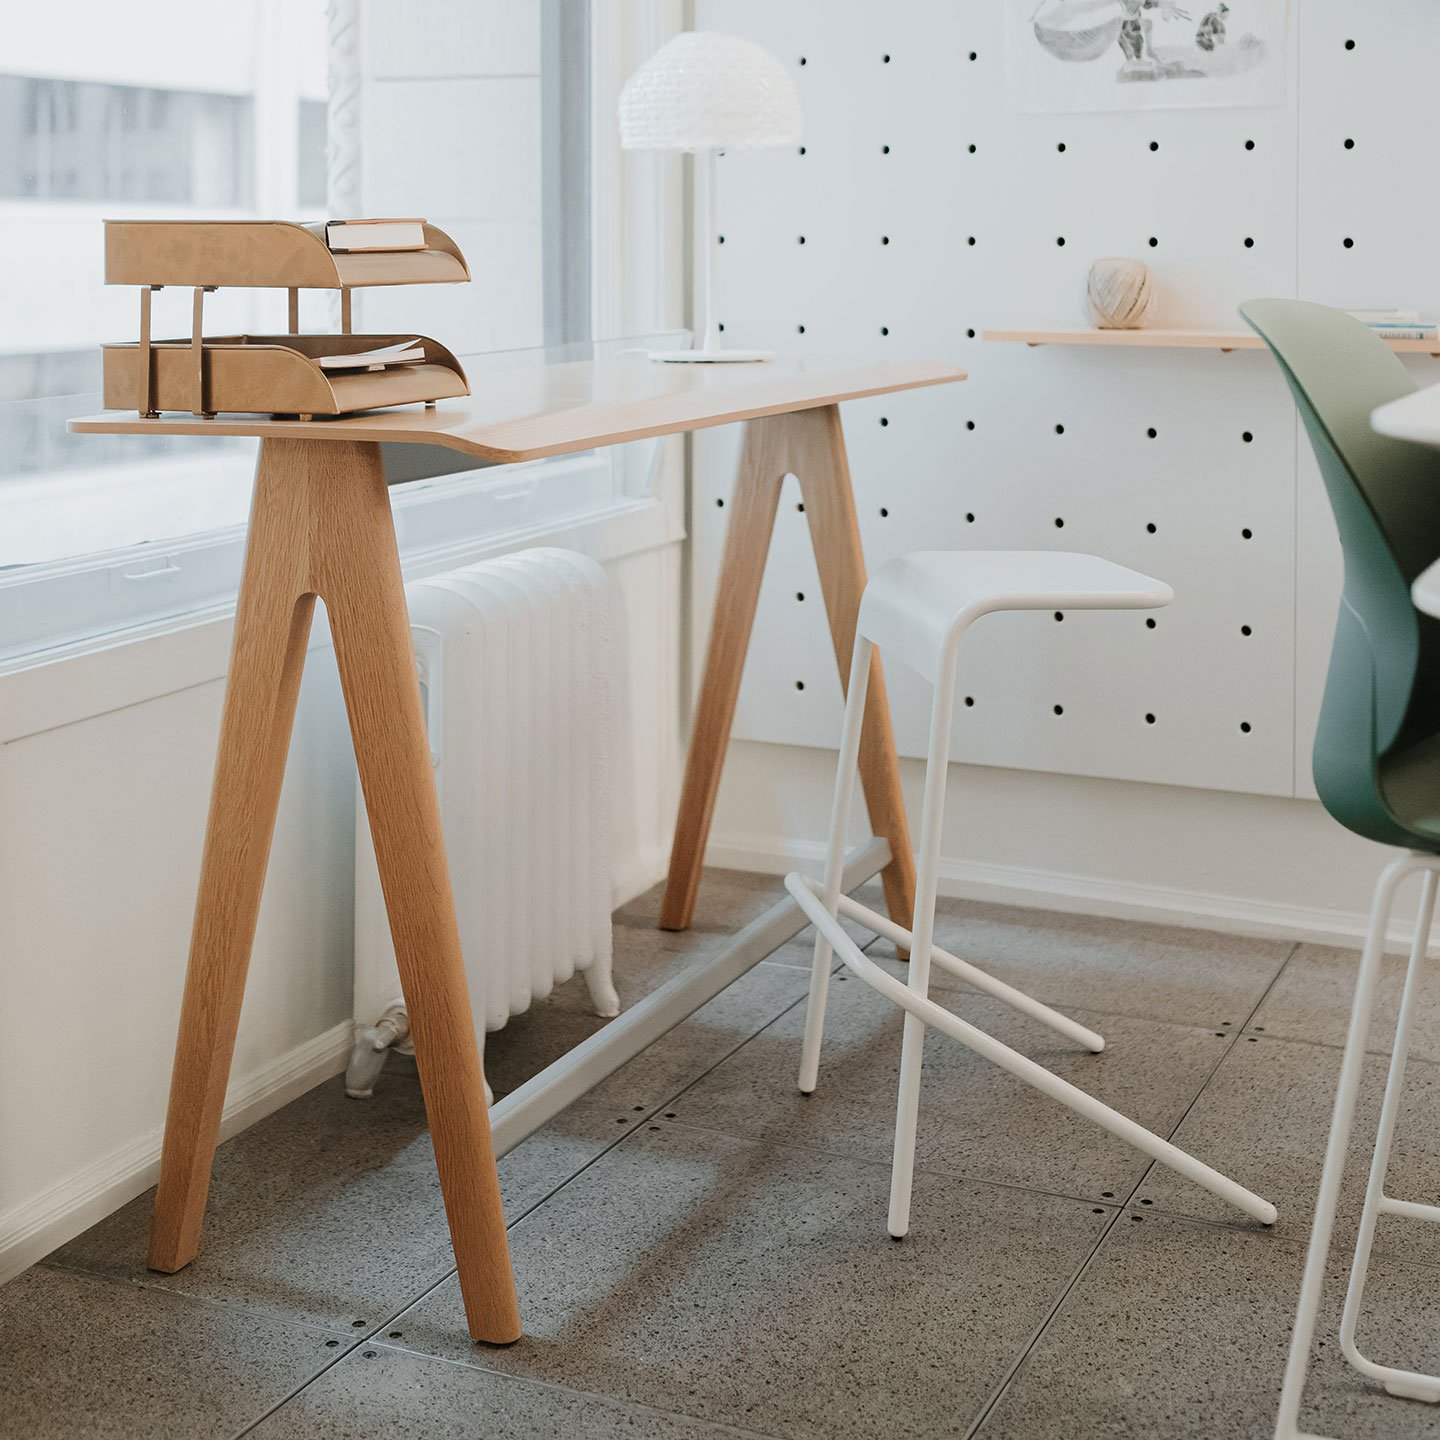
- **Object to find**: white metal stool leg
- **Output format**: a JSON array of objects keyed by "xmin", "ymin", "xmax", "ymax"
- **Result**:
[
  {"xmin": 1338, "ymin": 867, "xmax": 1440, "ymax": 1402},
  {"xmin": 888, "ymin": 647, "xmax": 959, "ymax": 1238},
  {"xmin": 786, "ymin": 874, "xmax": 1277, "ymax": 1225},
  {"xmin": 798, "ymin": 638, "xmax": 874, "ymax": 1095},
  {"xmin": 1273, "ymin": 853, "xmax": 1427, "ymax": 1440}
]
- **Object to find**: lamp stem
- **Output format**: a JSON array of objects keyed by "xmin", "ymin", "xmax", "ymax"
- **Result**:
[{"xmin": 695, "ymin": 147, "xmax": 721, "ymax": 355}]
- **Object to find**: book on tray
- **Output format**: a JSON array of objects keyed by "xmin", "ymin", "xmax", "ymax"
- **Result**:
[{"xmin": 324, "ymin": 218, "xmax": 427, "ymax": 252}]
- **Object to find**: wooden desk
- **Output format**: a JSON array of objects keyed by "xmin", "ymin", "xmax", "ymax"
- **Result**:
[{"xmin": 71, "ymin": 355, "xmax": 965, "ymax": 1343}]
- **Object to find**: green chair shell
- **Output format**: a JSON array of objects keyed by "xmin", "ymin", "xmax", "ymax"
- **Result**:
[{"xmin": 1242, "ymin": 299, "xmax": 1440, "ymax": 851}]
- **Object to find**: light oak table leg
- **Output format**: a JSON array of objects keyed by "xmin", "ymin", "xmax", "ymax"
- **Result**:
[
  {"xmin": 148, "ymin": 443, "xmax": 314, "ymax": 1278},
  {"xmin": 148, "ymin": 438, "xmax": 521, "ymax": 1345},
  {"xmin": 658, "ymin": 406, "xmax": 916, "ymax": 940}
]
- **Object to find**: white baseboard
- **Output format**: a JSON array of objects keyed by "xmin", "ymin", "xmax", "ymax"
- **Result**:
[
  {"xmin": 704, "ymin": 830, "xmax": 1413, "ymax": 955},
  {"xmin": 0, "ymin": 1020, "xmax": 353, "ymax": 1288}
]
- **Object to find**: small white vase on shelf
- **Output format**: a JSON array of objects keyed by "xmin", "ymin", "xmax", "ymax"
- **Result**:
[{"xmin": 1084, "ymin": 257, "xmax": 1155, "ymax": 330}]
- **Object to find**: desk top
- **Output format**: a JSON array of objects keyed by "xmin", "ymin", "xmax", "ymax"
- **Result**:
[
  {"xmin": 1372, "ymin": 385, "xmax": 1440, "ymax": 449},
  {"xmin": 69, "ymin": 356, "xmax": 965, "ymax": 465}
]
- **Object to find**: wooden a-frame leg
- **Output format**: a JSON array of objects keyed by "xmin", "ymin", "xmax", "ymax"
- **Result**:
[
  {"xmin": 658, "ymin": 420, "xmax": 786, "ymax": 931},
  {"xmin": 149, "ymin": 438, "xmax": 520, "ymax": 1346},
  {"xmin": 792, "ymin": 406, "xmax": 915, "ymax": 940},
  {"xmin": 313, "ymin": 442, "xmax": 521, "ymax": 1345},
  {"xmin": 149, "ymin": 441, "xmax": 317, "ymax": 1274},
  {"xmin": 658, "ymin": 407, "xmax": 916, "ymax": 940}
]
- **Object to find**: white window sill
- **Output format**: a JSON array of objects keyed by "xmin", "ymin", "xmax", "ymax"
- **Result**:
[{"xmin": 0, "ymin": 443, "xmax": 678, "ymax": 667}]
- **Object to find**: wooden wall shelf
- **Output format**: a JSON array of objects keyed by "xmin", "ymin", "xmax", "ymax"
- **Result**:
[{"xmin": 983, "ymin": 327, "xmax": 1440, "ymax": 356}]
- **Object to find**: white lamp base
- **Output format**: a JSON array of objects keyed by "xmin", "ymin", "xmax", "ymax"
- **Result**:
[{"xmin": 648, "ymin": 348, "xmax": 773, "ymax": 364}]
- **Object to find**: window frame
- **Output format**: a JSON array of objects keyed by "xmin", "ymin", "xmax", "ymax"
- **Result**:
[{"xmin": 0, "ymin": 0, "xmax": 685, "ymax": 665}]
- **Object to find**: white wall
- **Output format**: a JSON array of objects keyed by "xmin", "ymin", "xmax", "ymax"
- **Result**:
[{"xmin": 692, "ymin": 0, "xmax": 1436, "ymax": 944}]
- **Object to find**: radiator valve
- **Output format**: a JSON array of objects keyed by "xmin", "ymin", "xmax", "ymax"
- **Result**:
[{"xmin": 344, "ymin": 1001, "xmax": 411, "ymax": 1099}]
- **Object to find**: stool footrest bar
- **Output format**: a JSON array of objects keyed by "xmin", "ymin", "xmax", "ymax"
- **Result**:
[
  {"xmin": 786, "ymin": 874, "xmax": 1277, "ymax": 1227},
  {"xmin": 828, "ymin": 890, "xmax": 1106, "ymax": 1053},
  {"xmin": 1377, "ymin": 1195, "xmax": 1440, "ymax": 1223}
]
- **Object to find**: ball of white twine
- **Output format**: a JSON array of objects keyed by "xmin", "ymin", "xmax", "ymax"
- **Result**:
[{"xmin": 1085, "ymin": 257, "xmax": 1155, "ymax": 330}]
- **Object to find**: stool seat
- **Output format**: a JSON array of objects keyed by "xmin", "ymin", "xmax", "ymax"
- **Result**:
[
  {"xmin": 859, "ymin": 551, "xmax": 1173, "ymax": 682},
  {"xmin": 787, "ymin": 544, "xmax": 1274, "ymax": 1243}
]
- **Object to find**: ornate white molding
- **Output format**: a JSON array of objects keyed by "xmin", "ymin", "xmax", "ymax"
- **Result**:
[
  {"xmin": 325, "ymin": 0, "xmax": 362, "ymax": 329},
  {"xmin": 325, "ymin": 0, "xmax": 363, "ymax": 220}
]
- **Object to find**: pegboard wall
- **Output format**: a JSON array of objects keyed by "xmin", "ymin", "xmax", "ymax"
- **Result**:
[{"xmin": 691, "ymin": 0, "xmax": 1440, "ymax": 801}]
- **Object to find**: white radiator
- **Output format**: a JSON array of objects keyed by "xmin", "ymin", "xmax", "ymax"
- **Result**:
[{"xmin": 348, "ymin": 547, "xmax": 620, "ymax": 1100}]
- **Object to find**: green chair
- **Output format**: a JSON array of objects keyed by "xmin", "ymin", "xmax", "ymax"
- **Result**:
[{"xmin": 1243, "ymin": 298, "xmax": 1440, "ymax": 1438}]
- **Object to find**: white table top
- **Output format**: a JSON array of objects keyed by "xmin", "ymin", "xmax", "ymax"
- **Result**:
[
  {"xmin": 1372, "ymin": 389, "xmax": 1440, "ymax": 617},
  {"xmin": 70, "ymin": 356, "xmax": 965, "ymax": 465},
  {"xmin": 1372, "ymin": 385, "xmax": 1440, "ymax": 447},
  {"xmin": 1414, "ymin": 561, "xmax": 1440, "ymax": 619}
]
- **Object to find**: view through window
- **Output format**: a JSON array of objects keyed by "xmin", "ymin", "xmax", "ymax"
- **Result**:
[
  {"xmin": 0, "ymin": 0, "xmax": 593, "ymax": 585},
  {"xmin": 0, "ymin": 1, "xmax": 329, "ymax": 569}
]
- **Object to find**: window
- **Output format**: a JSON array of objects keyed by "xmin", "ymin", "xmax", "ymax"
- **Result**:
[
  {"xmin": 0, "ymin": 0, "xmax": 606, "ymax": 628},
  {"xmin": 0, "ymin": 0, "xmax": 328, "ymax": 577},
  {"xmin": 0, "ymin": 77, "xmax": 255, "ymax": 205}
]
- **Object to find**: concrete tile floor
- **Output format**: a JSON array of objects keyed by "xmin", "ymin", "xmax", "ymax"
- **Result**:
[{"xmin": 7, "ymin": 867, "xmax": 1440, "ymax": 1438}]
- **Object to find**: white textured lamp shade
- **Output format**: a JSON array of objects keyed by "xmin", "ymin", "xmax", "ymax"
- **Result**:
[{"xmin": 619, "ymin": 31, "xmax": 802, "ymax": 152}]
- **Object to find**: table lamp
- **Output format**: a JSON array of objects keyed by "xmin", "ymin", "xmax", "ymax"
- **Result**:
[{"xmin": 619, "ymin": 30, "xmax": 802, "ymax": 363}]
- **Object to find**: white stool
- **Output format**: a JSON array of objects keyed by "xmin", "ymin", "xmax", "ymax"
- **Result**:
[{"xmin": 785, "ymin": 551, "xmax": 1278, "ymax": 1236}]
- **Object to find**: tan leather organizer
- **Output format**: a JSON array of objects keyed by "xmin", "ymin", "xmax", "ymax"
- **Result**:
[
  {"xmin": 101, "ymin": 219, "xmax": 472, "ymax": 419},
  {"xmin": 102, "ymin": 333, "xmax": 468, "ymax": 419}
]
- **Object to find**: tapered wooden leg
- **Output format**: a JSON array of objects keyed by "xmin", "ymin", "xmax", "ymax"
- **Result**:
[
  {"xmin": 149, "ymin": 443, "xmax": 317, "ymax": 1273},
  {"xmin": 658, "ymin": 421, "xmax": 786, "ymax": 930},
  {"xmin": 658, "ymin": 408, "xmax": 916, "ymax": 939},
  {"xmin": 149, "ymin": 438, "xmax": 519, "ymax": 1346},
  {"xmin": 792, "ymin": 406, "xmax": 916, "ymax": 938},
  {"xmin": 313, "ymin": 442, "xmax": 521, "ymax": 1345}
]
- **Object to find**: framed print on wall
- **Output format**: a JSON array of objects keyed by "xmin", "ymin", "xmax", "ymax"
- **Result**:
[{"xmin": 1007, "ymin": 0, "xmax": 1289, "ymax": 111}]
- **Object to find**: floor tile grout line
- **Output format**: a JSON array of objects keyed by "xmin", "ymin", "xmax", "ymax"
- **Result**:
[
  {"xmin": 1125, "ymin": 1192, "xmax": 1440, "ymax": 1270},
  {"xmin": 1226, "ymin": 1027, "xmax": 1440, "ymax": 1063},
  {"xmin": 1125, "ymin": 940, "xmax": 1301, "ymax": 1210},
  {"xmin": 656, "ymin": 1109, "xmax": 1166, "ymax": 1220},
  {"xmin": 863, "ymin": 962, "xmax": 1302, "ymax": 1037},
  {"xmin": 234, "ymin": 1338, "xmax": 782, "ymax": 1440},
  {"xmin": 643, "ymin": 949, "xmax": 1301, "ymax": 1220},
  {"xmin": 490, "ymin": 947, "xmax": 860, "ymax": 1235},
  {"xmin": 962, "ymin": 1203, "xmax": 1131, "ymax": 1440},
  {"xmin": 960, "ymin": 941, "xmax": 1301, "ymax": 1438},
  {"xmin": 229, "ymin": 1335, "xmax": 373, "ymax": 1440},
  {"xmin": 26, "ymin": 1254, "xmax": 361, "ymax": 1347},
  {"xmin": 362, "ymin": 918, "xmax": 1260, "ymax": 1433},
  {"xmin": 280, "ymin": 937, "xmax": 870, "ymax": 1370},
  {"xmin": 238, "ymin": 922, "xmax": 861, "ymax": 1435}
]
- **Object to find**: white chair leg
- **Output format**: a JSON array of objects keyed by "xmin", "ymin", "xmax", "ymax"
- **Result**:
[
  {"xmin": 1337, "ymin": 866, "xmax": 1440, "ymax": 1402},
  {"xmin": 887, "ymin": 649, "xmax": 959, "ymax": 1239},
  {"xmin": 1273, "ymin": 854, "xmax": 1425, "ymax": 1440},
  {"xmin": 798, "ymin": 638, "xmax": 874, "ymax": 1095}
]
